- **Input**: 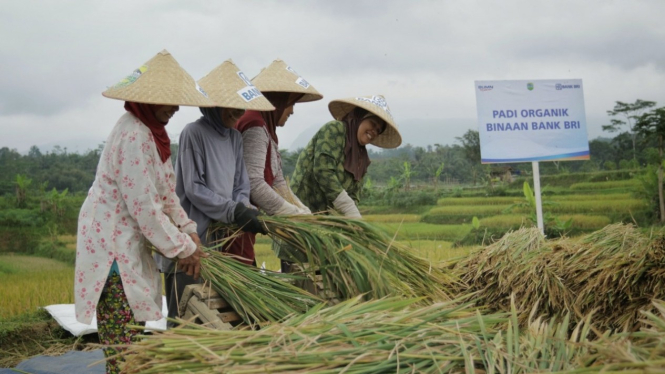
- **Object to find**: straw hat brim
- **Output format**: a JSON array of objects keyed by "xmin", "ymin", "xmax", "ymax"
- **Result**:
[
  {"xmin": 102, "ymin": 49, "xmax": 215, "ymax": 107},
  {"xmin": 197, "ymin": 60, "xmax": 275, "ymax": 111},
  {"xmin": 328, "ymin": 97, "xmax": 402, "ymax": 149},
  {"xmin": 251, "ymin": 59, "xmax": 323, "ymax": 103}
]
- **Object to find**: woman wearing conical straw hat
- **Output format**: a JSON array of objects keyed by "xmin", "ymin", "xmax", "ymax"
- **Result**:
[
  {"xmin": 154, "ymin": 60, "xmax": 275, "ymax": 322},
  {"xmin": 74, "ymin": 50, "xmax": 213, "ymax": 373},
  {"xmin": 290, "ymin": 95, "xmax": 402, "ymax": 218},
  {"xmin": 235, "ymin": 59, "xmax": 322, "ymax": 267}
]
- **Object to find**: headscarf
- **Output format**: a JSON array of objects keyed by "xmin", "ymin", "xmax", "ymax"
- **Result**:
[
  {"xmin": 199, "ymin": 107, "xmax": 231, "ymax": 138},
  {"xmin": 342, "ymin": 107, "xmax": 372, "ymax": 181},
  {"xmin": 257, "ymin": 92, "xmax": 304, "ymax": 144},
  {"xmin": 124, "ymin": 101, "xmax": 171, "ymax": 163}
]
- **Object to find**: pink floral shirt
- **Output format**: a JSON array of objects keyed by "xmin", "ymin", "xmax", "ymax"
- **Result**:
[{"xmin": 75, "ymin": 112, "xmax": 197, "ymax": 324}]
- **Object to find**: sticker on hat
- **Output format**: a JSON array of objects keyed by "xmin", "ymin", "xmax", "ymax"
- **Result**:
[
  {"xmin": 113, "ymin": 65, "xmax": 148, "ymax": 89},
  {"xmin": 356, "ymin": 95, "xmax": 393, "ymax": 119},
  {"xmin": 195, "ymin": 83, "xmax": 209, "ymax": 98},
  {"xmin": 236, "ymin": 71, "xmax": 264, "ymax": 102},
  {"xmin": 286, "ymin": 65, "xmax": 310, "ymax": 89}
]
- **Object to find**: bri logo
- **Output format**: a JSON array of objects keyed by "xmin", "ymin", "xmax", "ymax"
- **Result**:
[
  {"xmin": 555, "ymin": 83, "xmax": 581, "ymax": 90},
  {"xmin": 478, "ymin": 85, "xmax": 493, "ymax": 91}
]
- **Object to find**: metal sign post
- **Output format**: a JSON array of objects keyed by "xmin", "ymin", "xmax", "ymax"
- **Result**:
[{"xmin": 532, "ymin": 161, "xmax": 544, "ymax": 235}]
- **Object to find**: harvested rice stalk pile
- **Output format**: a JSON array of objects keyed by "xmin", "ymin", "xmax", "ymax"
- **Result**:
[
  {"xmin": 453, "ymin": 223, "xmax": 665, "ymax": 331},
  {"xmin": 200, "ymin": 250, "xmax": 323, "ymax": 326},
  {"xmin": 259, "ymin": 215, "xmax": 456, "ymax": 303},
  {"xmin": 120, "ymin": 296, "xmax": 665, "ymax": 373},
  {"xmin": 120, "ymin": 296, "xmax": 499, "ymax": 373}
]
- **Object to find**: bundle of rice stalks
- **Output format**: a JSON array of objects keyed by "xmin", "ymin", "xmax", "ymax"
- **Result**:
[
  {"xmin": 200, "ymin": 250, "xmax": 323, "ymax": 326},
  {"xmin": 256, "ymin": 215, "xmax": 457, "ymax": 303},
  {"xmin": 120, "ymin": 295, "xmax": 665, "ymax": 373},
  {"xmin": 453, "ymin": 223, "xmax": 665, "ymax": 332},
  {"xmin": 119, "ymin": 296, "xmax": 500, "ymax": 373}
]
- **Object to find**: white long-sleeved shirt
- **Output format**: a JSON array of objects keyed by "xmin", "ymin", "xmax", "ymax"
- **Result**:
[{"xmin": 74, "ymin": 112, "xmax": 197, "ymax": 324}]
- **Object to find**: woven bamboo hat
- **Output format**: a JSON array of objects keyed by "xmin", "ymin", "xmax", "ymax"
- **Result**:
[
  {"xmin": 329, "ymin": 95, "xmax": 402, "ymax": 149},
  {"xmin": 102, "ymin": 49, "xmax": 215, "ymax": 107},
  {"xmin": 198, "ymin": 60, "xmax": 275, "ymax": 111},
  {"xmin": 251, "ymin": 59, "xmax": 323, "ymax": 103}
]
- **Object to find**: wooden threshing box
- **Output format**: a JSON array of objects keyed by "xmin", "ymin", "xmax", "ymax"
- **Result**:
[{"xmin": 178, "ymin": 284, "xmax": 241, "ymax": 330}]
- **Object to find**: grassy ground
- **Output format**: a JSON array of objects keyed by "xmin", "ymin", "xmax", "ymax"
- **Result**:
[
  {"xmin": 0, "ymin": 255, "xmax": 89, "ymax": 368},
  {"xmin": 0, "ymin": 255, "xmax": 74, "ymax": 319}
]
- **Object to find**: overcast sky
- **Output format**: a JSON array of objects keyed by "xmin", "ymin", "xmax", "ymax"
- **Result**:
[{"xmin": 1, "ymin": 0, "xmax": 664, "ymax": 153}]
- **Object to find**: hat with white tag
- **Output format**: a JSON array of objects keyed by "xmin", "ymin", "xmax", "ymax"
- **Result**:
[
  {"xmin": 198, "ymin": 60, "xmax": 275, "ymax": 111},
  {"xmin": 102, "ymin": 49, "xmax": 215, "ymax": 107},
  {"xmin": 329, "ymin": 95, "xmax": 402, "ymax": 149},
  {"xmin": 251, "ymin": 59, "xmax": 323, "ymax": 103}
]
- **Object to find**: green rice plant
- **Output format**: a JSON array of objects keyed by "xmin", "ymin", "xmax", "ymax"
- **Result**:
[
  {"xmin": 0, "ymin": 255, "xmax": 73, "ymax": 318},
  {"xmin": 548, "ymin": 193, "xmax": 633, "ymax": 201},
  {"xmin": 537, "ymin": 198, "xmax": 647, "ymax": 214},
  {"xmin": 437, "ymin": 196, "xmax": 517, "ymax": 206},
  {"xmin": 200, "ymin": 251, "xmax": 323, "ymax": 326},
  {"xmin": 570, "ymin": 179, "xmax": 641, "ymax": 190},
  {"xmin": 480, "ymin": 214, "xmax": 611, "ymax": 231},
  {"xmin": 246, "ymin": 215, "xmax": 457, "ymax": 303},
  {"xmin": 422, "ymin": 204, "xmax": 511, "ymax": 224},
  {"xmin": 375, "ymin": 222, "xmax": 471, "ymax": 241},
  {"xmin": 399, "ymin": 240, "xmax": 474, "ymax": 262},
  {"xmin": 362, "ymin": 214, "xmax": 421, "ymax": 223},
  {"xmin": 479, "ymin": 214, "xmax": 532, "ymax": 229}
]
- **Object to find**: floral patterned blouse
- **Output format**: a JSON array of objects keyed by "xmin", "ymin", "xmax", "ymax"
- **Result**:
[
  {"xmin": 75, "ymin": 112, "xmax": 197, "ymax": 324},
  {"xmin": 290, "ymin": 120, "xmax": 362, "ymax": 213}
]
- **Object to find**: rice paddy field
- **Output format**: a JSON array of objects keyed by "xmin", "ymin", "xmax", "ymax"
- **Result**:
[
  {"xmin": 0, "ymin": 255, "xmax": 74, "ymax": 319},
  {"xmin": 0, "ymin": 175, "xmax": 665, "ymax": 373}
]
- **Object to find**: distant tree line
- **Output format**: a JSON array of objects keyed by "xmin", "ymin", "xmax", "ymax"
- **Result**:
[{"xmin": 1, "ymin": 100, "xmax": 663, "ymax": 196}]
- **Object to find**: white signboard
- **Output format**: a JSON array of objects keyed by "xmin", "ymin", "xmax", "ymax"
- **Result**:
[{"xmin": 475, "ymin": 79, "xmax": 589, "ymax": 164}]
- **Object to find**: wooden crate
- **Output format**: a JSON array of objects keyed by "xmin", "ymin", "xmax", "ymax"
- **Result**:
[{"xmin": 177, "ymin": 284, "xmax": 242, "ymax": 330}]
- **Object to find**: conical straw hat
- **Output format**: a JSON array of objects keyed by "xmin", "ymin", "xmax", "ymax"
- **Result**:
[
  {"xmin": 197, "ymin": 60, "xmax": 275, "ymax": 111},
  {"xmin": 328, "ymin": 95, "xmax": 402, "ymax": 149},
  {"xmin": 251, "ymin": 59, "xmax": 323, "ymax": 103},
  {"xmin": 102, "ymin": 49, "xmax": 215, "ymax": 107}
]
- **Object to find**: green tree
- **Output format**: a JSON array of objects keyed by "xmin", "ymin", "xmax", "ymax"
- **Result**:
[
  {"xmin": 401, "ymin": 161, "xmax": 414, "ymax": 192},
  {"xmin": 15, "ymin": 174, "xmax": 32, "ymax": 208},
  {"xmin": 634, "ymin": 107, "xmax": 665, "ymax": 222},
  {"xmin": 603, "ymin": 99, "xmax": 656, "ymax": 160},
  {"xmin": 456, "ymin": 130, "xmax": 481, "ymax": 164},
  {"xmin": 456, "ymin": 130, "xmax": 481, "ymax": 185},
  {"xmin": 433, "ymin": 162, "xmax": 444, "ymax": 190}
]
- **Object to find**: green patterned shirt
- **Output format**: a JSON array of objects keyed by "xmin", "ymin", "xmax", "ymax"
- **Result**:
[{"xmin": 290, "ymin": 121, "xmax": 363, "ymax": 213}]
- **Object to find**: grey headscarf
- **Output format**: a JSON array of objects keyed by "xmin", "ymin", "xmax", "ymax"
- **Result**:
[{"xmin": 200, "ymin": 107, "xmax": 231, "ymax": 137}]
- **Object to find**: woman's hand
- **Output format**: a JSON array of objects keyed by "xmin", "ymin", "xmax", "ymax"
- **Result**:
[{"xmin": 177, "ymin": 233, "xmax": 207, "ymax": 280}]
